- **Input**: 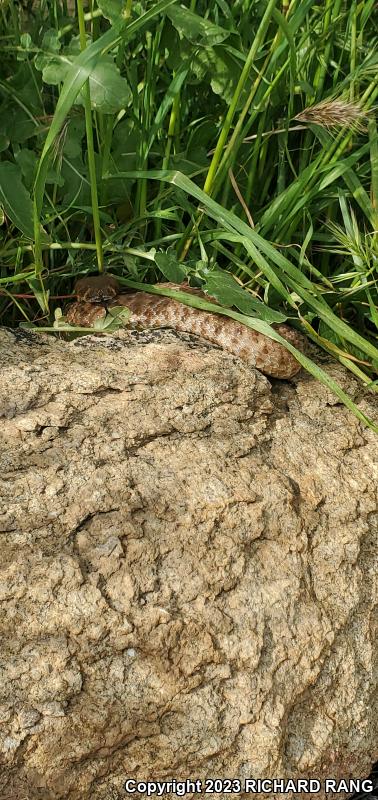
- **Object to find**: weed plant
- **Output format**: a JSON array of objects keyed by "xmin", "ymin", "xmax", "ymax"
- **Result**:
[{"xmin": 0, "ymin": 0, "xmax": 377, "ymax": 427}]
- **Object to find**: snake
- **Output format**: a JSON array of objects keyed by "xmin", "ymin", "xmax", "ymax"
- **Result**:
[{"xmin": 65, "ymin": 274, "xmax": 304, "ymax": 379}]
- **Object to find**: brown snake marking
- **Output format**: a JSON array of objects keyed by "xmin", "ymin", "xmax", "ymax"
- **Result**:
[{"xmin": 66, "ymin": 275, "xmax": 305, "ymax": 379}]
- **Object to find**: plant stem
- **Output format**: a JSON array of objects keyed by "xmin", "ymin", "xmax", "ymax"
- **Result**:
[
  {"xmin": 155, "ymin": 90, "xmax": 180, "ymax": 239},
  {"xmin": 349, "ymin": 0, "xmax": 357, "ymax": 102},
  {"xmin": 178, "ymin": 0, "xmax": 278, "ymax": 260},
  {"xmin": 203, "ymin": 0, "xmax": 278, "ymax": 197},
  {"xmin": 369, "ymin": 117, "xmax": 378, "ymax": 238},
  {"xmin": 77, "ymin": 0, "xmax": 104, "ymax": 273}
]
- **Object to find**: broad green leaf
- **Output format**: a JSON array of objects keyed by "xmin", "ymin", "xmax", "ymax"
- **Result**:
[
  {"xmin": 155, "ymin": 252, "xmax": 187, "ymax": 283},
  {"xmin": 34, "ymin": 26, "xmax": 119, "ymax": 220},
  {"xmin": 20, "ymin": 33, "xmax": 32, "ymax": 49},
  {"xmin": 38, "ymin": 56, "xmax": 70, "ymax": 85},
  {"xmin": 80, "ymin": 57, "xmax": 131, "ymax": 114},
  {"xmin": 39, "ymin": 46, "xmax": 132, "ymax": 115},
  {"xmin": 0, "ymin": 65, "xmax": 42, "ymax": 147},
  {"xmin": 166, "ymin": 5, "xmax": 231, "ymax": 46},
  {"xmin": 97, "ymin": 0, "xmax": 130, "ymax": 23},
  {"xmin": 15, "ymin": 149, "xmax": 37, "ymax": 190},
  {"xmin": 37, "ymin": 0, "xmax": 178, "ymax": 164},
  {"xmin": 41, "ymin": 28, "xmax": 61, "ymax": 54},
  {"xmin": 204, "ymin": 271, "xmax": 287, "ymax": 323},
  {"xmin": 110, "ymin": 118, "xmax": 139, "ymax": 170},
  {"xmin": 192, "ymin": 47, "xmax": 244, "ymax": 105},
  {"xmin": 34, "ymin": 29, "xmax": 61, "ymax": 72},
  {"xmin": 2, "ymin": 105, "xmax": 38, "ymax": 145},
  {"xmin": 209, "ymin": 50, "xmax": 241, "ymax": 103},
  {"xmin": 93, "ymin": 306, "xmax": 131, "ymax": 330},
  {"xmin": 33, "ymin": 0, "xmax": 178, "ymax": 221},
  {"xmin": 0, "ymin": 162, "xmax": 47, "ymax": 241},
  {"xmin": 0, "ymin": 134, "xmax": 9, "ymax": 152}
]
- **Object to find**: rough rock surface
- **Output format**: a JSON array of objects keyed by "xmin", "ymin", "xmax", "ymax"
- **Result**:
[{"xmin": 0, "ymin": 326, "xmax": 377, "ymax": 800}]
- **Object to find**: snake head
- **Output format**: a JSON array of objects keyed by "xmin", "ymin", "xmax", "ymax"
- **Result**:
[{"xmin": 74, "ymin": 274, "xmax": 120, "ymax": 304}]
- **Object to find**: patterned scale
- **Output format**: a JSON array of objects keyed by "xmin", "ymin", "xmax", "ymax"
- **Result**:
[{"xmin": 66, "ymin": 277, "xmax": 303, "ymax": 379}]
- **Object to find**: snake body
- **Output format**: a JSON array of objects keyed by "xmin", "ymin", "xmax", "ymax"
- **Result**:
[{"xmin": 66, "ymin": 275, "xmax": 303, "ymax": 379}]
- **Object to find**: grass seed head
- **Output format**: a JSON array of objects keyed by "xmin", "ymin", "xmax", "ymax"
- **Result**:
[{"xmin": 295, "ymin": 99, "xmax": 371, "ymax": 132}]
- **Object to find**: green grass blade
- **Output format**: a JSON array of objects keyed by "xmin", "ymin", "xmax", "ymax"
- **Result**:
[
  {"xmin": 32, "ymin": 0, "xmax": 179, "ymax": 271},
  {"xmin": 107, "ymin": 168, "xmax": 378, "ymax": 363},
  {"xmin": 0, "ymin": 162, "xmax": 46, "ymax": 240}
]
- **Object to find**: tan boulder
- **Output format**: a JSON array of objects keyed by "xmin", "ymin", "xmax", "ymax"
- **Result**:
[{"xmin": 0, "ymin": 327, "xmax": 376, "ymax": 800}]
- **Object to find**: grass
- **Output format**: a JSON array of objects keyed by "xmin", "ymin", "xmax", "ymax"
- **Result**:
[{"xmin": 0, "ymin": 0, "xmax": 377, "ymax": 428}]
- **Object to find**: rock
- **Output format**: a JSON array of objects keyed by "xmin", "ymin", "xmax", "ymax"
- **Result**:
[{"xmin": 0, "ymin": 326, "xmax": 376, "ymax": 800}]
